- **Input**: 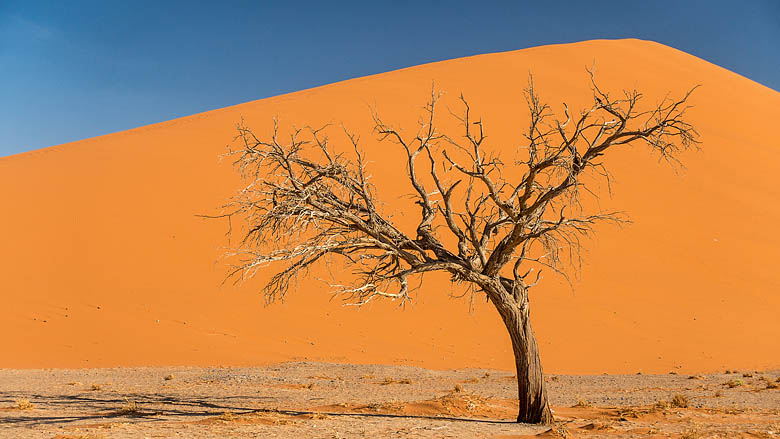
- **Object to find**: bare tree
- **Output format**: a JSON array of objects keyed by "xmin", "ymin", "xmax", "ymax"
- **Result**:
[{"xmin": 215, "ymin": 72, "xmax": 698, "ymax": 424}]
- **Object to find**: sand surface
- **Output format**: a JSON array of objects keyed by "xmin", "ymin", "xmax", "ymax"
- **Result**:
[
  {"xmin": 2, "ymin": 39, "xmax": 780, "ymax": 374},
  {"xmin": 2, "ymin": 363, "xmax": 779, "ymax": 438}
]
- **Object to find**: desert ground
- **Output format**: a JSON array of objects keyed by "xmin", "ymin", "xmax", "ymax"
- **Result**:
[{"xmin": 2, "ymin": 363, "xmax": 779, "ymax": 438}]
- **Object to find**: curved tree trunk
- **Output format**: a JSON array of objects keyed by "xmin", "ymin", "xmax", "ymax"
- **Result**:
[{"xmin": 488, "ymin": 284, "xmax": 553, "ymax": 425}]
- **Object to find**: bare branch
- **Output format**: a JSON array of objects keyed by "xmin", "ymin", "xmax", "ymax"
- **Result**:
[{"xmin": 215, "ymin": 72, "xmax": 698, "ymax": 311}]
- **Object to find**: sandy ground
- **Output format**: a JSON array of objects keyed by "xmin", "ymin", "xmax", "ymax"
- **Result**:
[{"xmin": 2, "ymin": 362, "xmax": 779, "ymax": 438}]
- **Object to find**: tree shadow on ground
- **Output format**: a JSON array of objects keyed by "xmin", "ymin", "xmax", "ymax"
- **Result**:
[{"xmin": 0, "ymin": 391, "xmax": 515, "ymax": 426}]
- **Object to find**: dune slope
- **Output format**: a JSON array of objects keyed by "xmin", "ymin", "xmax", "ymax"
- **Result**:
[{"xmin": 2, "ymin": 39, "xmax": 779, "ymax": 374}]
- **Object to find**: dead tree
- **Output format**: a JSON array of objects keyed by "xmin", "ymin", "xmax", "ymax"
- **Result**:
[{"xmin": 217, "ymin": 72, "xmax": 699, "ymax": 424}]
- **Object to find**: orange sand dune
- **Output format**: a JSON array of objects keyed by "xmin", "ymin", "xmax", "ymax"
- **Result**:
[{"xmin": 2, "ymin": 39, "xmax": 779, "ymax": 374}]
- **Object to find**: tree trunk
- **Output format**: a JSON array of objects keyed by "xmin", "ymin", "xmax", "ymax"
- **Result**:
[{"xmin": 488, "ymin": 285, "xmax": 553, "ymax": 425}]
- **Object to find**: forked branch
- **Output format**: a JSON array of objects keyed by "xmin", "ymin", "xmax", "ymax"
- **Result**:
[{"xmin": 216, "ymin": 73, "xmax": 699, "ymax": 307}]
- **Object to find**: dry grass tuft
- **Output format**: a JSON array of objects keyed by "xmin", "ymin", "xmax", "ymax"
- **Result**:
[
  {"xmin": 742, "ymin": 372, "xmax": 754, "ymax": 378},
  {"xmin": 218, "ymin": 411, "xmax": 238, "ymax": 421},
  {"xmin": 670, "ymin": 394, "xmax": 690, "ymax": 408},
  {"xmin": 453, "ymin": 384, "xmax": 463, "ymax": 393},
  {"xmin": 164, "ymin": 374, "xmax": 174, "ymax": 381},
  {"xmin": 765, "ymin": 381, "xmax": 779, "ymax": 390},
  {"xmin": 115, "ymin": 399, "xmax": 139, "ymax": 415},
  {"xmin": 52, "ymin": 434, "xmax": 105, "ymax": 439},
  {"xmin": 14, "ymin": 398, "xmax": 34, "ymax": 410},
  {"xmin": 398, "ymin": 378, "xmax": 413, "ymax": 385},
  {"xmin": 89, "ymin": 384, "xmax": 103, "ymax": 391},
  {"xmin": 307, "ymin": 375, "xmax": 342, "ymax": 381},
  {"xmin": 714, "ymin": 390, "xmax": 723, "ymax": 398},
  {"xmin": 379, "ymin": 377, "xmax": 396, "ymax": 385}
]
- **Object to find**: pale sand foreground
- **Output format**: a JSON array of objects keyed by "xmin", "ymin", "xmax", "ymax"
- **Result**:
[{"xmin": 2, "ymin": 363, "xmax": 779, "ymax": 438}]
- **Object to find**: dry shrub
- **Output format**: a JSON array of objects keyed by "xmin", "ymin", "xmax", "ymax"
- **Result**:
[
  {"xmin": 360, "ymin": 374, "xmax": 375, "ymax": 380},
  {"xmin": 615, "ymin": 407, "xmax": 645, "ymax": 419},
  {"xmin": 453, "ymin": 384, "xmax": 463, "ymax": 393},
  {"xmin": 742, "ymin": 372, "xmax": 753, "ymax": 378},
  {"xmin": 573, "ymin": 396, "xmax": 591, "ymax": 408},
  {"xmin": 365, "ymin": 402, "xmax": 384, "ymax": 411},
  {"xmin": 680, "ymin": 427, "xmax": 701, "ymax": 439},
  {"xmin": 379, "ymin": 377, "xmax": 396, "ymax": 385},
  {"xmin": 398, "ymin": 378, "xmax": 413, "ymax": 385},
  {"xmin": 549, "ymin": 422, "xmax": 569, "ymax": 438},
  {"xmin": 15, "ymin": 398, "xmax": 34, "ymax": 410},
  {"xmin": 90, "ymin": 384, "xmax": 103, "ymax": 391},
  {"xmin": 714, "ymin": 390, "xmax": 723, "ymax": 398},
  {"xmin": 765, "ymin": 381, "xmax": 779, "ymax": 390},
  {"xmin": 655, "ymin": 400, "xmax": 670, "ymax": 410},
  {"xmin": 725, "ymin": 379, "xmax": 744, "ymax": 388},
  {"xmin": 580, "ymin": 421, "xmax": 614, "ymax": 431},
  {"xmin": 671, "ymin": 394, "xmax": 690, "ymax": 408},
  {"xmin": 483, "ymin": 372, "xmax": 490, "ymax": 378},
  {"xmin": 463, "ymin": 377, "xmax": 479, "ymax": 384},
  {"xmin": 164, "ymin": 374, "xmax": 174, "ymax": 381}
]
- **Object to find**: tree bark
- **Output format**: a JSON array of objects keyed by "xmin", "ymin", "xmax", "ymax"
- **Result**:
[{"xmin": 488, "ymin": 284, "xmax": 553, "ymax": 425}]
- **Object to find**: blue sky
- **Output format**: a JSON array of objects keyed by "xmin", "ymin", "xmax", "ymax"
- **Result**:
[{"xmin": 1, "ymin": 1, "xmax": 778, "ymax": 156}]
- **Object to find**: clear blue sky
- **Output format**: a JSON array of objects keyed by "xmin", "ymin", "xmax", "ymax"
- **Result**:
[{"xmin": 1, "ymin": 1, "xmax": 778, "ymax": 156}]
